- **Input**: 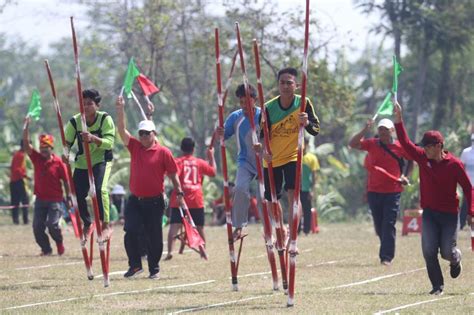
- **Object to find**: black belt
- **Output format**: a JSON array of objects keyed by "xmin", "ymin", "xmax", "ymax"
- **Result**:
[{"xmin": 134, "ymin": 194, "xmax": 163, "ymax": 202}]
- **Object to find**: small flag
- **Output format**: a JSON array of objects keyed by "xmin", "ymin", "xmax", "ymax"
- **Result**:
[
  {"xmin": 137, "ymin": 74, "xmax": 160, "ymax": 96},
  {"xmin": 27, "ymin": 89, "xmax": 42, "ymax": 120},
  {"xmin": 392, "ymin": 55, "xmax": 403, "ymax": 93},
  {"xmin": 375, "ymin": 92, "xmax": 394, "ymax": 116},
  {"xmin": 122, "ymin": 57, "xmax": 140, "ymax": 99}
]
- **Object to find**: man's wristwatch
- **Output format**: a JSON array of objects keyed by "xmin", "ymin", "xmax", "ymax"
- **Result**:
[{"xmin": 177, "ymin": 191, "xmax": 185, "ymax": 197}]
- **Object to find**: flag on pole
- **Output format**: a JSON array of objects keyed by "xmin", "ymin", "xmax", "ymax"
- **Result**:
[
  {"xmin": 122, "ymin": 57, "xmax": 160, "ymax": 98},
  {"xmin": 375, "ymin": 92, "xmax": 394, "ymax": 116},
  {"xmin": 137, "ymin": 73, "xmax": 160, "ymax": 96},
  {"xmin": 122, "ymin": 57, "xmax": 140, "ymax": 99},
  {"xmin": 391, "ymin": 55, "xmax": 403, "ymax": 93},
  {"xmin": 27, "ymin": 89, "xmax": 42, "ymax": 120}
]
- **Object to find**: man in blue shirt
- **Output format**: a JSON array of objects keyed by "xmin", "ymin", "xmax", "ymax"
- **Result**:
[{"xmin": 216, "ymin": 84, "xmax": 261, "ymax": 240}]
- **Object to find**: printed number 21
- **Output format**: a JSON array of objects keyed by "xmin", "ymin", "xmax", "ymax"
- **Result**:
[{"xmin": 184, "ymin": 165, "xmax": 198, "ymax": 184}]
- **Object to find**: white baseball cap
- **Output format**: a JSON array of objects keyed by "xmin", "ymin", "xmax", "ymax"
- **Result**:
[
  {"xmin": 377, "ymin": 118, "xmax": 394, "ymax": 130},
  {"xmin": 111, "ymin": 184, "xmax": 126, "ymax": 195},
  {"xmin": 138, "ymin": 120, "xmax": 155, "ymax": 132}
]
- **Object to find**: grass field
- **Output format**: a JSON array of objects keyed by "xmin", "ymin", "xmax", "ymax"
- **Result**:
[{"xmin": 0, "ymin": 213, "xmax": 473, "ymax": 314}]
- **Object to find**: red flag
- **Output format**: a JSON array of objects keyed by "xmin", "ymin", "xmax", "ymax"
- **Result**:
[{"xmin": 137, "ymin": 73, "xmax": 160, "ymax": 96}]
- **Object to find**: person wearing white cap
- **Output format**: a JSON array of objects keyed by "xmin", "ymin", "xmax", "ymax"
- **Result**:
[
  {"xmin": 459, "ymin": 133, "xmax": 474, "ymax": 229},
  {"xmin": 116, "ymin": 96, "xmax": 184, "ymax": 280},
  {"xmin": 349, "ymin": 117, "xmax": 412, "ymax": 266}
]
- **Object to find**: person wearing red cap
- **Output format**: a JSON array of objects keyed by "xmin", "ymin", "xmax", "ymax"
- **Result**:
[
  {"xmin": 349, "ymin": 117, "xmax": 412, "ymax": 266},
  {"xmin": 9, "ymin": 140, "xmax": 30, "ymax": 225},
  {"xmin": 165, "ymin": 137, "xmax": 216, "ymax": 261},
  {"xmin": 23, "ymin": 118, "xmax": 70, "ymax": 256},
  {"xmin": 116, "ymin": 96, "xmax": 184, "ymax": 279},
  {"xmin": 394, "ymin": 103, "xmax": 472, "ymax": 295}
]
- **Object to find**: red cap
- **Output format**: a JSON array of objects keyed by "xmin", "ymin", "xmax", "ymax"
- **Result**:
[
  {"xmin": 39, "ymin": 134, "xmax": 54, "ymax": 148},
  {"xmin": 420, "ymin": 130, "xmax": 443, "ymax": 147}
]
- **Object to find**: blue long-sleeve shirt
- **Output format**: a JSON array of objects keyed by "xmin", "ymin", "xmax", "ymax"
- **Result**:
[{"xmin": 224, "ymin": 108, "xmax": 261, "ymax": 173}]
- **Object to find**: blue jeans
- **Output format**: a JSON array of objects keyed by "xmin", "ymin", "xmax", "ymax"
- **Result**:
[
  {"xmin": 422, "ymin": 208, "xmax": 461, "ymax": 290},
  {"xmin": 367, "ymin": 192, "xmax": 401, "ymax": 262}
]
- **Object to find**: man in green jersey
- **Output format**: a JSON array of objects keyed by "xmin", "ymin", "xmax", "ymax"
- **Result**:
[{"xmin": 64, "ymin": 89, "xmax": 115, "ymax": 240}]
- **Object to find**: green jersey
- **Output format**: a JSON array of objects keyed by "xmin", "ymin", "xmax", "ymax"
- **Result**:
[{"xmin": 64, "ymin": 111, "xmax": 115, "ymax": 169}]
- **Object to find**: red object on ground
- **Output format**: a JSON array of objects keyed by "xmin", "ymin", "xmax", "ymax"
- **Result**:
[
  {"xmin": 310, "ymin": 208, "xmax": 319, "ymax": 234},
  {"xmin": 401, "ymin": 209, "xmax": 423, "ymax": 236}
]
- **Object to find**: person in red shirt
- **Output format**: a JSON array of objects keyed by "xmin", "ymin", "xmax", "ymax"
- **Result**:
[
  {"xmin": 349, "ymin": 118, "xmax": 411, "ymax": 265},
  {"xmin": 116, "ymin": 96, "xmax": 184, "ymax": 279},
  {"xmin": 210, "ymin": 182, "xmax": 235, "ymax": 226},
  {"xmin": 23, "ymin": 118, "xmax": 70, "ymax": 256},
  {"xmin": 9, "ymin": 140, "xmax": 30, "ymax": 225},
  {"xmin": 394, "ymin": 102, "xmax": 472, "ymax": 296},
  {"xmin": 165, "ymin": 137, "xmax": 216, "ymax": 260}
]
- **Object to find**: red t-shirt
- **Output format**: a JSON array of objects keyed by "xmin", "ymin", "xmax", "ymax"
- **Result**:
[
  {"xmin": 29, "ymin": 150, "xmax": 67, "ymax": 202},
  {"xmin": 360, "ymin": 138, "xmax": 410, "ymax": 193},
  {"xmin": 395, "ymin": 122, "xmax": 473, "ymax": 215},
  {"xmin": 213, "ymin": 195, "xmax": 233, "ymax": 209},
  {"xmin": 169, "ymin": 155, "xmax": 216, "ymax": 208},
  {"xmin": 127, "ymin": 137, "xmax": 178, "ymax": 197},
  {"xmin": 10, "ymin": 150, "xmax": 27, "ymax": 182}
]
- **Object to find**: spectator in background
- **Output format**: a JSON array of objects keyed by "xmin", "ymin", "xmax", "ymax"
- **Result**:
[
  {"xmin": 10, "ymin": 140, "xmax": 30, "ymax": 225},
  {"xmin": 299, "ymin": 138, "xmax": 320, "ymax": 235},
  {"xmin": 111, "ymin": 184, "xmax": 127, "ymax": 224},
  {"xmin": 459, "ymin": 133, "xmax": 474, "ymax": 229}
]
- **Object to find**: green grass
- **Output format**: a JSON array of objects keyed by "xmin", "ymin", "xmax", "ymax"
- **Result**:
[{"xmin": 0, "ymin": 212, "xmax": 473, "ymax": 314}]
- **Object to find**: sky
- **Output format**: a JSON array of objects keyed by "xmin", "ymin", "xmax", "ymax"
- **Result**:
[{"xmin": 0, "ymin": 0, "xmax": 382, "ymax": 59}]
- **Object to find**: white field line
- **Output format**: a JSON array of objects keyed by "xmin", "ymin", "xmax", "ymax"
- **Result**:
[
  {"xmin": 231, "ymin": 259, "xmax": 346, "ymax": 280},
  {"xmin": 255, "ymin": 247, "xmax": 313, "ymax": 258},
  {"xmin": 10, "ymin": 280, "xmax": 50, "ymax": 285},
  {"xmin": 168, "ymin": 294, "xmax": 272, "ymax": 314},
  {"xmin": 1, "ymin": 280, "xmax": 215, "ymax": 311},
  {"xmin": 95, "ymin": 266, "xmax": 180, "ymax": 278},
  {"xmin": 373, "ymin": 296, "xmax": 455, "ymax": 314},
  {"xmin": 321, "ymin": 268, "xmax": 425, "ymax": 290},
  {"xmin": 14, "ymin": 261, "xmax": 82, "ymax": 271}
]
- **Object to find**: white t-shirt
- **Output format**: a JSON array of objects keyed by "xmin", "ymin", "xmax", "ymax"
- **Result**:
[{"xmin": 460, "ymin": 145, "xmax": 474, "ymax": 184}]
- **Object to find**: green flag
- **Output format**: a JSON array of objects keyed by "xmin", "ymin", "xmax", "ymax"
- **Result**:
[
  {"xmin": 391, "ymin": 55, "xmax": 403, "ymax": 93},
  {"xmin": 123, "ymin": 57, "xmax": 140, "ymax": 99},
  {"xmin": 376, "ymin": 92, "xmax": 393, "ymax": 116},
  {"xmin": 27, "ymin": 89, "xmax": 42, "ymax": 121}
]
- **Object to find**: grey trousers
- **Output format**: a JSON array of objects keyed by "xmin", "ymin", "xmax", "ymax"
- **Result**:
[
  {"xmin": 232, "ymin": 164, "xmax": 261, "ymax": 228},
  {"xmin": 33, "ymin": 200, "xmax": 63, "ymax": 254},
  {"xmin": 422, "ymin": 208, "xmax": 461, "ymax": 290}
]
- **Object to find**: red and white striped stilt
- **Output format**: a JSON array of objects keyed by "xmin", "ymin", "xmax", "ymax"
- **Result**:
[
  {"xmin": 235, "ymin": 23, "xmax": 279, "ymax": 291},
  {"xmin": 252, "ymin": 38, "xmax": 289, "ymax": 294},
  {"xmin": 71, "ymin": 17, "xmax": 110, "ymax": 287},
  {"xmin": 288, "ymin": 0, "xmax": 311, "ymax": 306},
  {"xmin": 44, "ymin": 60, "xmax": 93, "ymax": 280}
]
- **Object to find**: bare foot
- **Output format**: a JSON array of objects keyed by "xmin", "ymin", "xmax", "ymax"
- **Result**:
[
  {"xmin": 164, "ymin": 254, "xmax": 173, "ymax": 261},
  {"xmin": 101, "ymin": 222, "xmax": 113, "ymax": 241}
]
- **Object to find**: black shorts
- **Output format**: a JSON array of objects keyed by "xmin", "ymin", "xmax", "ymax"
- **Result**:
[
  {"xmin": 170, "ymin": 207, "xmax": 205, "ymax": 226},
  {"xmin": 264, "ymin": 161, "xmax": 297, "ymax": 201}
]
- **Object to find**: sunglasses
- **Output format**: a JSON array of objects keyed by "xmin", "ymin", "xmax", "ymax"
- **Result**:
[{"xmin": 139, "ymin": 130, "xmax": 152, "ymax": 137}]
